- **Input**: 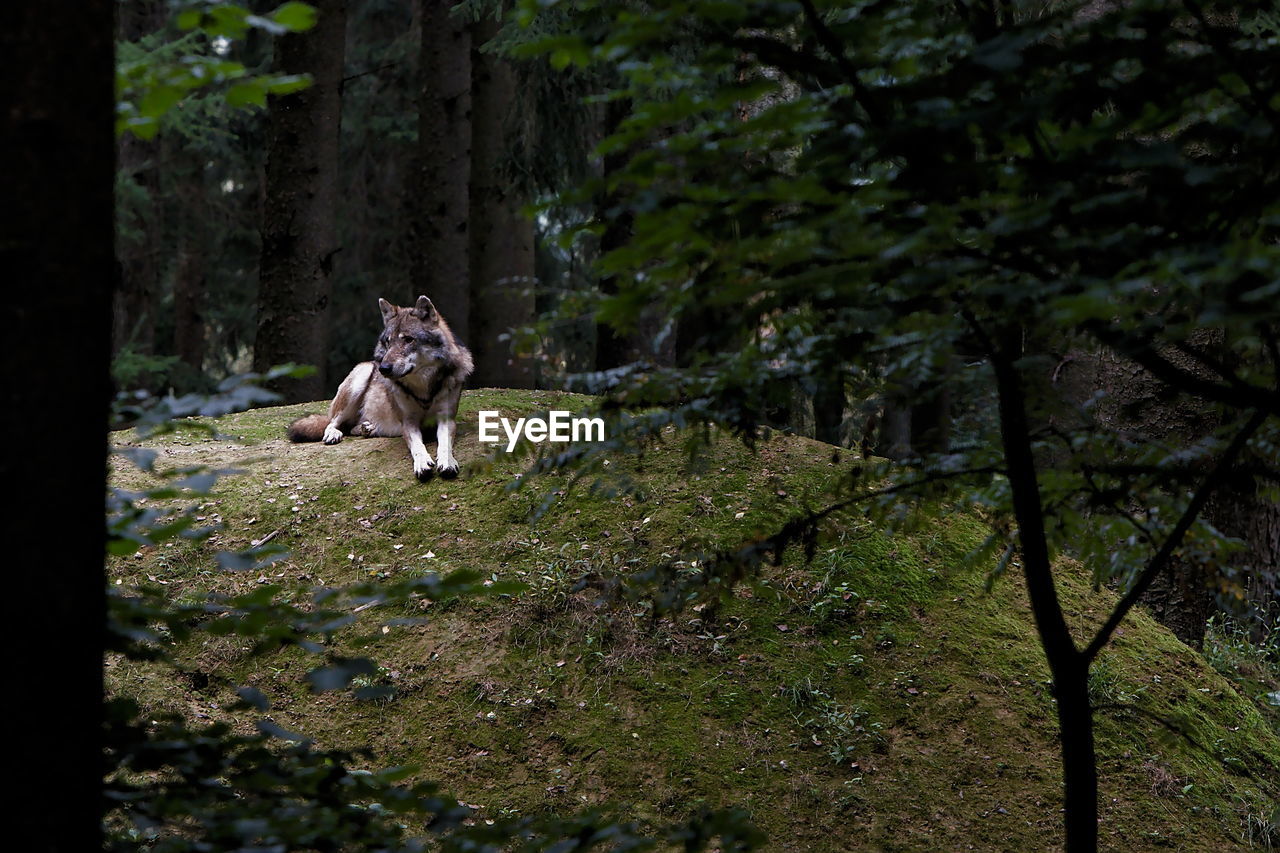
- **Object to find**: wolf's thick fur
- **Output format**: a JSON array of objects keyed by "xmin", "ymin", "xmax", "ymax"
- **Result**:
[{"xmin": 288, "ymin": 295, "xmax": 474, "ymax": 481}]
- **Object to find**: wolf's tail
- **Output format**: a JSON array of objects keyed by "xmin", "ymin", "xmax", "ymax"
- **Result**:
[{"xmin": 287, "ymin": 414, "xmax": 329, "ymax": 443}]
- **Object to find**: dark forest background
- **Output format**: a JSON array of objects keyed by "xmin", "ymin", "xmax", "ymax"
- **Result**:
[{"xmin": 114, "ymin": 0, "xmax": 602, "ymax": 400}]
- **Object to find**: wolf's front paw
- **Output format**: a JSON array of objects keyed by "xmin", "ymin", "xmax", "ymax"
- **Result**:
[
  {"xmin": 322, "ymin": 425, "xmax": 343, "ymax": 444},
  {"xmin": 437, "ymin": 461, "xmax": 460, "ymax": 480},
  {"xmin": 414, "ymin": 460, "xmax": 436, "ymax": 482}
]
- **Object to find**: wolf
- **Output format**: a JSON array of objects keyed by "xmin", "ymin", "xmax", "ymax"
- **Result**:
[{"xmin": 287, "ymin": 295, "xmax": 474, "ymax": 481}]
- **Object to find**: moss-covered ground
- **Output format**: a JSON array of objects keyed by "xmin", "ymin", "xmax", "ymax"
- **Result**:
[{"xmin": 108, "ymin": 389, "xmax": 1280, "ymax": 851}]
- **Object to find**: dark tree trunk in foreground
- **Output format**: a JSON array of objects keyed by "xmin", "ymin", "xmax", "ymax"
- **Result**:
[
  {"xmin": 674, "ymin": 260, "xmax": 735, "ymax": 369},
  {"xmin": 468, "ymin": 9, "xmax": 536, "ymax": 389},
  {"xmin": 411, "ymin": 0, "xmax": 471, "ymax": 342},
  {"xmin": 255, "ymin": 0, "xmax": 346, "ymax": 402},
  {"xmin": 0, "ymin": 1, "xmax": 113, "ymax": 848},
  {"xmin": 990, "ymin": 325, "xmax": 1266, "ymax": 853},
  {"xmin": 989, "ymin": 339, "xmax": 1098, "ymax": 853}
]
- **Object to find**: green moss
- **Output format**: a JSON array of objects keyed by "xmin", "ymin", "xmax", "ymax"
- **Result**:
[{"xmin": 107, "ymin": 391, "xmax": 1280, "ymax": 851}]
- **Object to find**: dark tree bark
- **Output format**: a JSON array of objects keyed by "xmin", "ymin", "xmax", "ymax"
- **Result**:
[
  {"xmin": 255, "ymin": 0, "xmax": 346, "ymax": 402},
  {"xmin": 871, "ymin": 371, "xmax": 953, "ymax": 460},
  {"xmin": 113, "ymin": 1, "xmax": 168, "ymax": 363},
  {"xmin": 118, "ymin": 0, "xmax": 167, "ymax": 39},
  {"xmin": 1211, "ymin": 486, "xmax": 1280, "ymax": 638},
  {"xmin": 162, "ymin": 123, "xmax": 211, "ymax": 385},
  {"xmin": 910, "ymin": 381, "xmax": 952, "ymax": 455},
  {"xmin": 984, "ymin": 321, "xmax": 1266, "ymax": 853},
  {"xmin": 410, "ymin": 0, "xmax": 471, "ymax": 342},
  {"xmin": 468, "ymin": 8, "xmax": 536, "ymax": 389},
  {"xmin": 989, "ymin": 337, "xmax": 1099, "ymax": 853},
  {"xmin": 0, "ymin": 1, "xmax": 113, "ymax": 849},
  {"xmin": 877, "ymin": 398, "xmax": 913, "ymax": 459},
  {"xmin": 172, "ymin": 240, "xmax": 206, "ymax": 376},
  {"xmin": 115, "ymin": 131, "xmax": 160, "ymax": 361},
  {"xmin": 674, "ymin": 306, "xmax": 724, "ymax": 368},
  {"xmin": 813, "ymin": 379, "xmax": 846, "ymax": 446},
  {"xmin": 1059, "ymin": 337, "xmax": 1260, "ymax": 648}
]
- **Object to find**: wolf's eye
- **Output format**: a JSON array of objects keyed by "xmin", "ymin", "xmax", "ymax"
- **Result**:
[{"xmin": 402, "ymin": 335, "xmax": 415, "ymax": 344}]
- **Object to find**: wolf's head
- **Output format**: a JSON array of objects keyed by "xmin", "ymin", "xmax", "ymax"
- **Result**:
[{"xmin": 373, "ymin": 296, "xmax": 452, "ymax": 379}]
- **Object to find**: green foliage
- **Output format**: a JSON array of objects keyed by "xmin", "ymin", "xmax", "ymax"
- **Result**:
[
  {"xmin": 781, "ymin": 679, "xmax": 884, "ymax": 766},
  {"xmin": 116, "ymin": 2, "xmax": 317, "ymax": 139},
  {"xmin": 514, "ymin": 0, "xmax": 1280, "ymax": 846},
  {"xmin": 516, "ymin": 0, "xmax": 1280, "ymax": 616},
  {"xmin": 112, "ymin": 347, "xmax": 184, "ymax": 394},
  {"xmin": 111, "ymin": 363, "xmax": 313, "ymax": 436},
  {"xmin": 1203, "ymin": 613, "xmax": 1280, "ymax": 733}
]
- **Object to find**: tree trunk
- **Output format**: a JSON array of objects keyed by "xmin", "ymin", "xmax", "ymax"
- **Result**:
[
  {"xmin": 172, "ymin": 240, "xmax": 206, "ymax": 376},
  {"xmin": 118, "ymin": 0, "xmax": 166, "ymax": 39},
  {"xmin": 813, "ymin": 378, "xmax": 846, "ymax": 446},
  {"xmin": 113, "ymin": 1, "xmax": 170, "ymax": 366},
  {"xmin": 674, "ymin": 264, "xmax": 734, "ymax": 369},
  {"xmin": 411, "ymin": 0, "xmax": 471, "ymax": 341},
  {"xmin": 468, "ymin": 8, "xmax": 536, "ymax": 389},
  {"xmin": 1055, "ymin": 660, "xmax": 1100, "ymax": 853},
  {"xmin": 594, "ymin": 97, "xmax": 645, "ymax": 372},
  {"xmin": 911, "ymin": 379, "xmax": 952, "ymax": 455},
  {"xmin": 255, "ymin": 0, "xmax": 346, "ymax": 403},
  {"xmin": 872, "ymin": 375, "xmax": 953, "ymax": 460},
  {"xmin": 991, "ymin": 339, "xmax": 1099, "ymax": 853},
  {"xmin": 0, "ymin": 1, "xmax": 113, "ymax": 849},
  {"xmin": 1207, "ymin": 451, "xmax": 1280, "ymax": 638},
  {"xmin": 877, "ymin": 398, "xmax": 913, "ymax": 460},
  {"xmin": 115, "ymin": 131, "xmax": 160, "ymax": 362}
]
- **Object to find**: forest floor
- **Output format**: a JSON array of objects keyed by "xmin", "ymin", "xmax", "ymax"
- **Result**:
[{"xmin": 108, "ymin": 389, "xmax": 1280, "ymax": 851}]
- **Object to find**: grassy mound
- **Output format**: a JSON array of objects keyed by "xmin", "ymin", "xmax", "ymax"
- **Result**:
[{"xmin": 108, "ymin": 389, "xmax": 1280, "ymax": 851}]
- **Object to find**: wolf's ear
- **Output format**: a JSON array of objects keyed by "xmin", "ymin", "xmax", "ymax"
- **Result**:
[
  {"xmin": 412, "ymin": 295, "xmax": 437, "ymax": 321},
  {"xmin": 378, "ymin": 298, "xmax": 396, "ymax": 324}
]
